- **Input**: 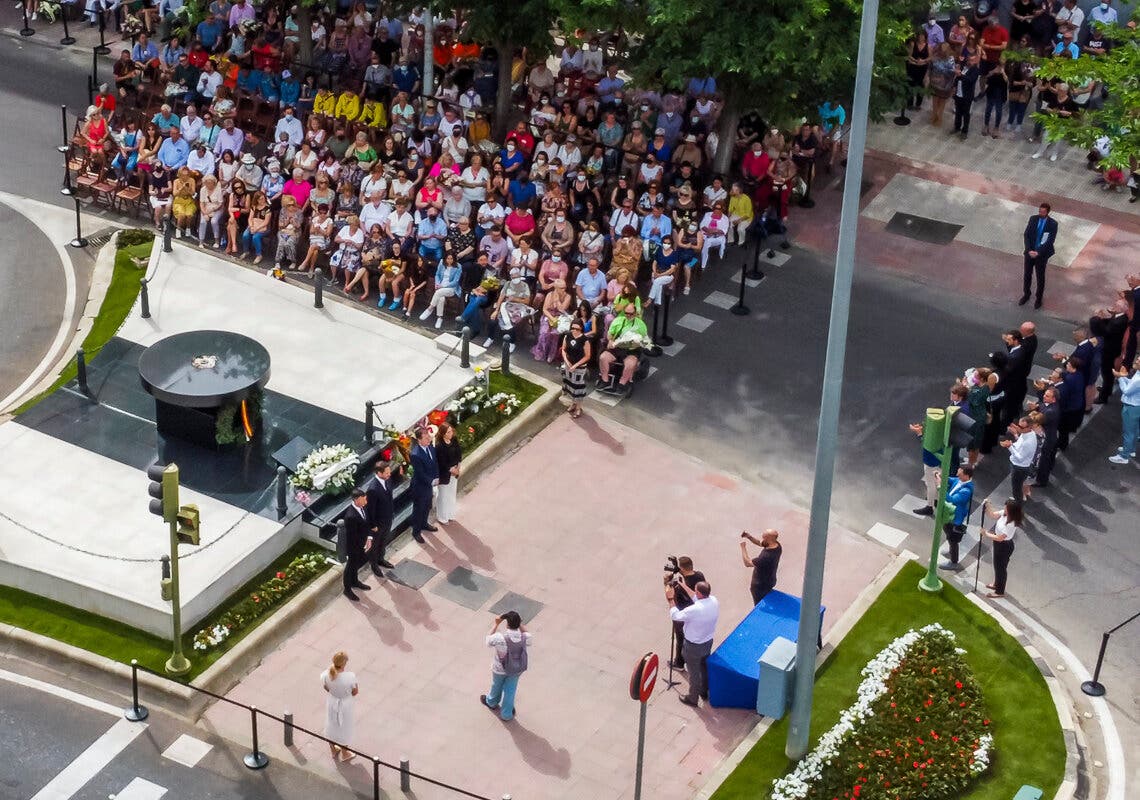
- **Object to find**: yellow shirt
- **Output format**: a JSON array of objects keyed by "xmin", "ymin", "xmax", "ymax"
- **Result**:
[
  {"xmin": 313, "ymin": 91, "xmax": 335, "ymax": 116},
  {"xmin": 334, "ymin": 92, "xmax": 361, "ymax": 121},
  {"xmin": 728, "ymin": 194, "xmax": 753, "ymax": 223},
  {"xmin": 359, "ymin": 100, "xmax": 388, "ymax": 128}
]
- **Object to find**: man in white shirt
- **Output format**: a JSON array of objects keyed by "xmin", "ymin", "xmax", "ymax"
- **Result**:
[
  {"xmin": 360, "ymin": 192, "xmax": 391, "ymax": 233},
  {"xmin": 1054, "ymin": 0, "xmax": 1084, "ymax": 34},
  {"xmin": 196, "ymin": 60, "xmax": 224, "ymax": 103},
  {"xmin": 186, "ymin": 141, "xmax": 215, "ymax": 179},
  {"xmin": 179, "ymin": 104, "xmax": 203, "ymax": 144},
  {"xmin": 1001, "ymin": 417, "xmax": 1037, "ymax": 503},
  {"xmin": 274, "ymin": 105, "xmax": 304, "ymax": 147},
  {"xmin": 476, "ymin": 196, "xmax": 507, "ymax": 237},
  {"xmin": 667, "ymin": 580, "xmax": 719, "ymax": 707}
]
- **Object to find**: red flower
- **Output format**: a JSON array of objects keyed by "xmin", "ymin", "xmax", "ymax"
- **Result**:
[
  {"xmin": 889, "ymin": 702, "xmax": 896, "ymax": 708},
  {"xmin": 467, "ymin": 426, "xmax": 475, "ymax": 433},
  {"xmin": 275, "ymin": 571, "xmax": 285, "ymax": 579},
  {"xmin": 983, "ymin": 719, "xmax": 990, "ymax": 725},
  {"xmin": 960, "ymin": 701, "xmax": 967, "ymax": 707},
  {"xmin": 924, "ymin": 698, "xmax": 933, "ymax": 707},
  {"xmin": 915, "ymin": 716, "xmax": 922, "ymax": 722},
  {"xmin": 955, "ymin": 680, "xmax": 963, "ymax": 689},
  {"xmin": 381, "ymin": 448, "xmax": 392, "ymax": 460},
  {"xmin": 913, "ymin": 761, "xmax": 920, "ymax": 768},
  {"xmin": 952, "ymin": 736, "xmax": 959, "ymax": 743},
  {"xmin": 931, "ymin": 667, "xmax": 938, "ymax": 674}
]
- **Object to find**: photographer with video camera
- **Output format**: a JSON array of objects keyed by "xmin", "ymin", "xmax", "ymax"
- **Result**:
[
  {"xmin": 663, "ymin": 556, "xmax": 706, "ymax": 671},
  {"xmin": 666, "ymin": 578, "xmax": 719, "ymax": 708}
]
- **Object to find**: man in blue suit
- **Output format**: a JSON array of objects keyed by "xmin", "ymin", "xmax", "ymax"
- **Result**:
[
  {"xmin": 939, "ymin": 465, "xmax": 975, "ymax": 571},
  {"xmin": 409, "ymin": 426, "xmax": 439, "ymax": 543},
  {"xmin": 1021, "ymin": 203, "xmax": 1058, "ymax": 310}
]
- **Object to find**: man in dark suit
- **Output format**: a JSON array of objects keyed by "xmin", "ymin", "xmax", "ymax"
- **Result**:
[
  {"xmin": 1120, "ymin": 275, "xmax": 1140, "ymax": 372},
  {"xmin": 1093, "ymin": 302, "xmax": 1130, "ymax": 404},
  {"xmin": 366, "ymin": 461, "xmax": 397, "ymax": 575},
  {"xmin": 408, "ymin": 426, "xmax": 439, "ymax": 543},
  {"xmin": 1021, "ymin": 203, "xmax": 1058, "ymax": 309},
  {"xmin": 1031, "ymin": 387, "xmax": 1061, "ymax": 487},
  {"xmin": 1002, "ymin": 329, "xmax": 1030, "ymax": 426},
  {"xmin": 342, "ymin": 489, "xmax": 373, "ymax": 601},
  {"xmin": 1019, "ymin": 321, "xmax": 1038, "ymax": 364}
]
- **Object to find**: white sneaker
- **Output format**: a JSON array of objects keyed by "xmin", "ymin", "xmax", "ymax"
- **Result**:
[
  {"xmin": 418, "ymin": 308, "xmax": 432, "ymax": 320},
  {"xmin": 683, "ymin": 286, "xmax": 691, "ymax": 295},
  {"xmin": 434, "ymin": 317, "xmax": 442, "ymax": 329},
  {"xmin": 1031, "ymin": 152, "xmax": 1042, "ymax": 160},
  {"xmin": 1049, "ymin": 153, "xmax": 1058, "ymax": 162},
  {"xmin": 509, "ymin": 343, "xmax": 516, "ymax": 353},
  {"xmin": 482, "ymin": 337, "xmax": 493, "ymax": 348},
  {"xmin": 1108, "ymin": 454, "xmax": 1129, "ymax": 465}
]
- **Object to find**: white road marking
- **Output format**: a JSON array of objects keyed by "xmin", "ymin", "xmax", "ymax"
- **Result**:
[
  {"xmin": 31, "ymin": 718, "xmax": 147, "ymax": 800},
  {"xmin": 758, "ymin": 250, "xmax": 791, "ymax": 267},
  {"xmin": 702, "ymin": 291, "xmax": 739, "ymax": 310},
  {"xmin": 112, "ymin": 777, "xmax": 167, "ymax": 800},
  {"xmin": 675, "ymin": 312, "xmax": 714, "ymax": 333},
  {"xmin": 866, "ymin": 523, "xmax": 909, "ymax": 549},
  {"xmin": 891, "ymin": 493, "xmax": 933, "ymax": 518},
  {"xmin": 161, "ymin": 734, "xmax": 213, "ymax": 768},
  {"xmin": 659, "ymin": 341, "xmax": 686, "ymax": 356},
  {"xmin": 1047, "ymin": 341, "xmax": 1075, "ymax": 358},
  {"xmin": 729, "ymin": 270, "xmax": 765, "ymax": 288},
  {"xmin": 0, "ymin": 668, "xmax": 121, "ymax": 717}
]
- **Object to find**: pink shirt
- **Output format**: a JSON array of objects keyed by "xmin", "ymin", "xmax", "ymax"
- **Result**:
[{"xmin": 283, "ymin": 179, "xmax": 312, "ymax": 207}]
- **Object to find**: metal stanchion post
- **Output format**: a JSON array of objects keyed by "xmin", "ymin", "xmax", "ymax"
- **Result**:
[
  {"xmin": 69, "ymin": 196, "xmax": 88, "ymax": 248},
  {"xmin": 162, "ymin": 216, "xmax": 173, "ymax": 252},
  {"xmin": 314, "ymin": 272, "xmax": 324, "ymax": 308},
  {"xmin": 76, "ymin": 348, "xmax": 89, "ymax": 395},
  {"xmin": 646, "ymin": 304, "xmax": 662, "ymax": 357},
  {"xmin": 730, "ymin": 265, "xmax": 750, "ymax": 316},
  {"xmin": 61, "ymin": 4, "xmax": 76, "ymax": 45},
  {"xmin": 123, "ymin": 659, "xmax": 150, "ymax": 721},
  {"xmin": 1081, "ymin": 633, "xmax": 1109, "ymax": 697},
  {"xmin": 657, "ymin": 291, "xmax": 674, "ymax": 347},
  {"xmin": 58, "ymin": 105, "xmax": 70, "ymax": 154},
  {"xmin": 140, "ymin": 278, "xmax": 151, "ymax": 318},
  {"xmin": 20, "ymin": 3, "xmax": 35, "ymax": 36},
  {"xmin": 243, "ymin": 707, "xmax": 269, "ymax": 769},
  {"xmin": 894, "ymin": 101, "xmax": 912, "ymax": 126},
  {"xmin": 501, "ymin": 334, "xmax": 512, "ymax": 375},
  {"xmin": 364, "ymin": 400, "xmax": 375, "ymax": 443},
  {"xmin": 95, "ymin": 11, "xmax": 110, "ymax": 54},
  {"xmin": 460, "ymin": 325, "xmax": 471, "ymax": 368},
  {"xmin": 747, "ymin": 228, "xmax": 767, "ymax": 280},
  {"xmin": 335, "ymin": 519, "xmax": 347, "ymax": 563},
  {"xmin": 400, "ymin": 757, "xmax": 411, "ymax": 792},
  {"xmin": 372, "ymin": 758, "xmax": 381, "ymax": 800},
  {"xmin": 275, "ymin": 466, "xmax": 287, "ymax": 517}
]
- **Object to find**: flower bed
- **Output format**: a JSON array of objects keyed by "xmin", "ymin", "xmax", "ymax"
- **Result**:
[
  {"xmin": 192, "ymin": 550, "xmax": 330, "ymax": 652},
  {"xmin": 772, "ymin": 623, "xmax": 992, "ymax": 800}
]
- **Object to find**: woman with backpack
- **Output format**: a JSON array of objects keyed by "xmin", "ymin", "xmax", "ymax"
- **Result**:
[{"xmin": 481, "ymin": 611, "xmax": 532, "ymax": 721}]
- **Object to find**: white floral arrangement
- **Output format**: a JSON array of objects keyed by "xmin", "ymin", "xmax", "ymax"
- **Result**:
[
  {"xmin": 193, "ymin": 624, "xmax": 230, "ymax": 651},
  {"xmin": 291, "ymin": 443, "xmax": 359, "ymax": 494},
  {"xmin": 612, "ymin": 328, "xmax": 653, "ymax": 351},
  {"xmin": 771, "ymin": 623, "xmax": 992, "ymax": 800}
]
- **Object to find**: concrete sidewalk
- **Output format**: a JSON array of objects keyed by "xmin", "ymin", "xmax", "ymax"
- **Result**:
[{"xmin": 200, "ymin": 413, "xmax": 893, "ymax": 800}]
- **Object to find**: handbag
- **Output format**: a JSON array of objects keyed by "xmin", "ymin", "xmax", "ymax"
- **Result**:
[{"xmin": 330, "ymin": 244, "xmax": 348, "ymax": 268}]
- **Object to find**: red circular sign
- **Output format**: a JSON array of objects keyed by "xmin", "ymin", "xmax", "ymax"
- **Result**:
[{"xmin": 629, "ymin": 653, "xmax": 659, "ymax": 702}]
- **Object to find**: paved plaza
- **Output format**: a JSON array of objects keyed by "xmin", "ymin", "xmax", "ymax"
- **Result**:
[{"xmin": 202, "ymin": 413, "xmax": 893, "ymax": 800}]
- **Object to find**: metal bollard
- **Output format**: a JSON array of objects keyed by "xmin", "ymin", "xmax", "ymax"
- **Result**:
[
  {"xmin": 69, "ymin": 196, "xmax": 87, "ymax": 249},
  {"xmin": 335, "ymin": 519, "xmax": 347, "ymax": 563},
  {"xmin": 501, "ymin": 334, "xmax": 512, "ymax": 375},
  {"xmin": 20, "ymin": 1, "xmax": 34, "ymax": 35},
  {"xmin": 123, "ymin": 659, "xmax": 149, "ymax": 721},
  {"xmin": 460, "ymin": 326, "xmax": 472, "ymax": 368},
  {"xmin": 140, "ymin": 278, "xmax": 151, "ymax": 319},
  {"xmin": 283, "ymin": 711, "xmax": 294, "ymax": 746},
  {"xmin": 364, "ymin": 400, "xmax": 375, "ymax": 443},
  {"xmin": 243, "ymin": 706, "xmax": 269, "ymax": 769},
  {"xmin": 76, "ymin": 348, "xmax": 89, "ymax": 395},
  {"xmin": 60, "ymin": 6, "xmax": 75, "ymax": 45},
  {"xmin": 314, "ymin": 272, "xmax": 325, "ymax": 309},
  {"xmin": 162, "ymin": 216, "xmax": 173, "ymax": 253},
  {"xmin": 94, "ymin": 12, "xmax": 110, "ymax": 54},
  {"xmin": 372, "ymin": 757, "xmax": 381, "ymax": 800},
  {"xmin": 276, "ymin": 466, "xmax": 287, "ymax": 517},
  {"xmin": 658, "ymin": 291, "xmax": 674, "ymax": 346},
  {"xmin": 57, "ymin": 105, "xmax": 70, "ymax": 154},
  {"xmin": 730, "ymin": 259, "xmax": 750, "ymax": 316},
  {"xmin": 400, "ymin": 756, "xmax": 411, "ymax": 792}
]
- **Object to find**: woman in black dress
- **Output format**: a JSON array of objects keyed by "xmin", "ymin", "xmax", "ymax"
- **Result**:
[
  {"xmin": 561, "ymin": 319, "xmax": 592, "ymax": 418},
  {"xmin": 434, "ymin": 422, "xmax": 463, "ymax": 524},
  {"xmin": 905, "ymin": 31, "xmax": 930, "ymax": 110}
]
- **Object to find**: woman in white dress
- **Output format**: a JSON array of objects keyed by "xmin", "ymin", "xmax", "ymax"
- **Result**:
[{"xmin": 321, "ymin": 651, "xmax": 358, "ymax": 761}]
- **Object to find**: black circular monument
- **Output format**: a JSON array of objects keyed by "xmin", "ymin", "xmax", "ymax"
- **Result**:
[{"xmin": 140, "ymin": 330, "xmax": 271, "ymax": 448}]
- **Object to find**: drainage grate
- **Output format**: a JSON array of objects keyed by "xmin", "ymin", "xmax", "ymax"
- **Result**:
[{"xmin": 884, "ymin": 212, "xmax": 963, "ymax": 245}]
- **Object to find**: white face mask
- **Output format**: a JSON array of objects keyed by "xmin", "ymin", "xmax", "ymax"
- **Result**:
[{"xmin": 1099, "ymin": 2, "xmax": 1108, "ymax": 9}]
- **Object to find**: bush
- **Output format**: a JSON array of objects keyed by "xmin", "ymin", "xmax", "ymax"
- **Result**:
[
  {"xmin": 117, "ymin": 228, "xmax": 155, "ymax": 249},
  {"xmin": 772, "ymin": 624, "xmax": 992, "ymax": 800}
]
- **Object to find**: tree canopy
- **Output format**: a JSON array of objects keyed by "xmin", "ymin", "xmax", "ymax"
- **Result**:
[{"xmin": 1032, "ymin": 20, "xmax": 1140, "ymax": 170}]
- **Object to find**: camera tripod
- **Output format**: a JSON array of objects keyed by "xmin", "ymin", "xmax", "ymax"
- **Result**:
[{"xmin": 663, "ymin": 623, "xmax": 681, "ymax": 689}]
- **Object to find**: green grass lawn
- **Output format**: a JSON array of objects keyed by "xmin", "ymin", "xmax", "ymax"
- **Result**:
[
  {"xmin": 710, "ymin": 561, "xmax": 1064, "ymax": 800},
  {"xmin": 12, "ymin": 238, "xmax": 152, "ymax": 415},
  {"xmin": 0, "ymin": 541, "xmax": 330, "ymax": 682}
]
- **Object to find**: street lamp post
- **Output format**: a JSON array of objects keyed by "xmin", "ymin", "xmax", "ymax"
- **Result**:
[{"xmin": 785, "ymin": 0, "xmax": 881, "ymax": 761}]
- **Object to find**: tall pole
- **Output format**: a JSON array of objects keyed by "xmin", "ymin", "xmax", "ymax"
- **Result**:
[
  {"xmin": 785, "ymin": 0, "xmax": 880, "ymax": 761},
  {"xmin": 920, "ymin": 406, "xmax": 956, "ymax": 592},
  {"xmin": 633, "ymin": 700, "xmax": 647, "ymax": 800},
  {"xmin": 166, "ymin": 519, "xmax": 190, "ymax": 676},
  {"xmin": 422, "ymin": 4, "xmax": 434, "ymax": 99}
]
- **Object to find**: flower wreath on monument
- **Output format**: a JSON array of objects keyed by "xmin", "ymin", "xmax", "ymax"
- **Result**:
[{"xmin": 291, "ymin": 444, "xmax": 359, "ymax": 496}]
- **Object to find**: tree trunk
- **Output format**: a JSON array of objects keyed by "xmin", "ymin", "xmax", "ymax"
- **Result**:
[
  {"xmin": 713, "ymin": 103, "xmax": 741, "ymax": 176},
  {"xmin": 493, "ymin": 41, "xmax": 515, "ymax": 141},
  {"xmin": 295, "ymin": 5, "xmax": 314, "ymax": 71}
]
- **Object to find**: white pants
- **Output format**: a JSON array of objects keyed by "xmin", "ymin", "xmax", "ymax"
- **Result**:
[
  {"xmin": 1034, "ymin": 137, "xmax": 1066, "ymax": 160},
  {"xmin": 436, "ymin": 479, "xmax": 458, "ymax": 522},
  {"xmin": 648, "ymin": 274, "xmax": 674, "ymax": 304},
  {"xmin": 700, "ymin": 235, "xmax": 725, "ymax": 269},
  {"xmin": 198, "ymin": 209, "xmax": 224, "ymax": 241},
  {"xmin": 429, "ymin": 286, "xmax": 457, "ymax": 314},
  {"xmin": 732, "ymin": 219, "xmax": 751, "ymax": 244},
  {"xmin": 922, "ymin": 464, "xmax": 940, "ymax": 507}
]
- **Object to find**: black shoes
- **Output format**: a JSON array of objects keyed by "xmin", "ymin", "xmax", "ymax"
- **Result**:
[
  {"xmin": 1018, "ymin": 294, "xmax": 1030, "ymax": 306},
  {"xmin": 424, "ymin": 524, "xmax": 439, "ymax": 532},
  {"xmin": 344, "ymin": 590, "xmax": 360, "ymax": 602},
  {"xmin": 679, "ymin": 695, "xmax": 699, "ymax": 707},
  {"xmin": 412, "ymin": 532, "xmax": 425, "ymax": 543},
  {"xmin": 913, "ymin": 505, "xmax": 934, "ymax": 516},
  {"xmin": 1034, "ymin": 298, "xmax": 1043, "ymax": 309},
  {"xmin": 354, "ymin": 582, "xmax": 371, "ymax": 591},
  {"xmin": 378, "ymin": 558, "xmax": 395, "ymax": 569}
]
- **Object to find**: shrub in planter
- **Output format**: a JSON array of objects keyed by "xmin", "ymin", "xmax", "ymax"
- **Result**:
[{"xmin": 772, "ymin": 623, "xmax": 993, "ymax": 800}]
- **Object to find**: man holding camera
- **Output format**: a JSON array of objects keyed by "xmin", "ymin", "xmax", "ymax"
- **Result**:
[
  {"xmin": 667, "ymin": 580, "xmax": 719, "ymax": 707},
  {"xmin": 664, "ymin": 556, "xmax": 706, "ymax": 671},
  {"xmin": 740, "ymin": 530, "xmax": 782, "ymax": 605}
]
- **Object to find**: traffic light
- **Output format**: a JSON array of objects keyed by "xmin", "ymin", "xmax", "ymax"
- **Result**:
[
  {"xmin": 946, "ymin": 407, "xmax": 976, "ymax": 449},
  {"xmin": 922, "ymin": 407, "xmax": 976, "ymax": 453},
  {"xmin": 176, "ymin": 504, "xmax": 200, "ymax": 546},
  {"xmin": 147, "ymin": 463, "xmax": 180, "ymax": 523}
]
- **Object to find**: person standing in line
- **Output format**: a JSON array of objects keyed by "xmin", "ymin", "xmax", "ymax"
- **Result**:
[
  {"xmin": 1020, "ymin": 203, "xmax": 1058, "ymax": 309},
  {"xmin": 1121, "ymin": 274, "xmax": 1140, "ymax": 368},
  {"xmin": 1000, "ymin": 329, "xmax": 1031, "ymax": 428},
  {"xmin": 665, "ymin": 556, "xmax": 706, "ymax": 671},
  {"xmin": 408, "ymin": 426, "xmax": 439, "ymax": 543},
  {"xmin": 939, "ymin": 465, "xmax": 975, "ymax": 570},
  {"xmin": 1108, "ymin": 359, "xmax": 1140, "ymax": 464},
  {"xmin": 321, "ymin": 651, "xmax": 358, "ymax": 761},
  {"xmin": 1056, "ymin": 358, "xmax": 1087, "ymax": 451},
  {"xmin": 1030, "ymin": 388, "xmax": 1061, "ymax": 487},
  {"xmin": 983, "ymin": 499, "xmax": 1023, "ymax": 598},
  {"xmin": 342, "ymin": 489, "xmax": 372, "ymax": 601},
  {"xmin": 667, "ymin": 580, "xmax": 719, "ymax": 708},
  {"xmin": 951, "ymin": 53, "xmax": 980, "ymax": 140},
  {"xmin": 434, "ymin": 422, "xmax": 462, "ymax": 525},
  {"xmin": 740, "ymin": 530, "xmax": 782, "ymax": 604},
  {"xmin": 1000, "ymin": 417, "xmax": 1037, "ymax": 503},
  {"xmin": 481, "ymin": 611, "xmax": 531, "ymax": 721},
  {"xmin": 365, "ymin": 461, "xmax": 397, "ymax": 576},
  {"xmin": 1092, "ymin": 302, "xmax": 1130, "ymax": 404}
]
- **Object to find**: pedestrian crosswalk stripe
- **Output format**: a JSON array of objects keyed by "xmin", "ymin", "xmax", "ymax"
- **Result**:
[
  {"xmin": 112, "ymin": 777, "xmax": 167, "ymax": 800},
  {"xmin": 659, "ymin": 341, "xmax": 686, "ymax": 356},
  {"xmin": 702, "ymin": 291, "xmax": 738, "ymax": 310},
  {"xmin": 161, "ymin": 734, "xmax": 213, "ymax": 768},
  {"xmin": 892, "ymin": 494, "xmax": 933, "ymax": 518},
  {"xmin": 31, "ymin": 718, "xmax": 146, "ymax": 800},
  {"xmin": 675, "ymin": 312, "xmax": 714, "ymax": 333},
  {"xmin": 866, "ymin": 523, "xmax": 909, "ymax": 549}
]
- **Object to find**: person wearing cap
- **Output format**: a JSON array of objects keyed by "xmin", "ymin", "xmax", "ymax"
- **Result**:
[
  {"xmin": 279, "ymin": 70, "xmax": 301, "ymax": 107},
  {"xmin": 186, "ymin": 140, "xmax": 215, "ymax": 180},
  {"xmin": 672, "ymin": 134, "xmax": 703, "ymax": 171},
  {"xmin": 261, "ymin": 160, "xmax": 286, "ymax": 205},
  {"xmin": 648, "ymin": 128, "xmax": 672, "ymax": 163},
  {"xmin": 556, "ymin": 134, "xmax": 582, "ymax": 178},
  {"xmin": 235, "ymin": 152, "xmax": 264, "ymax": 192}
]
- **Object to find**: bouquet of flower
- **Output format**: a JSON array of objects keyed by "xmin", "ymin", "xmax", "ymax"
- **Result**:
[
  {"xmin": 480, "ymin": 276, "xmax": 502, "ymax": 291},
  {"xmin": 292, "ymin": 443, "xmax": 359, "ymax": 494},
  {"xmin": 381, "ymin": 258, "xmax": 402, "ymax": 274},
  {"xmin": 238, "ymin": 17, "xmax": 264, "ymax": 39},
  {"xmin": 122, "ymin": 14, "xmax": 145, "ymax": 38},
  {"xmin": 612, "ymin": 328, "xmax": 652, "ymax": 351},
  {"xmin": 37, "ymin": 0, "xmax": 61, "ymax": 23}
]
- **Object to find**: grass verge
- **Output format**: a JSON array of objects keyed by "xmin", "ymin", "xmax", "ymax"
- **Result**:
[
  {"xmin": 709, "ymin": 561, "xmax": 1065, "ymax": 800},
  {"xmin": 0, "ymin": 541, "xmax": 330, "ymax": 682},
  {"xmin": 11, "ymin": 237, "xmax": 152, "ymax": 416}
]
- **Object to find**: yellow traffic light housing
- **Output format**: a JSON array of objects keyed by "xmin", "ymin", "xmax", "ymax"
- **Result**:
[{"xmin": 176, "ymin": 504, "xmax": 200, "ymax": 546}]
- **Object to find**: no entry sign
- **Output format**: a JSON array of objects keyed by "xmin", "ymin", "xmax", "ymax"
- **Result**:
[{"xmin": 629, "ymin": 652, "xmax": 659, "ymax": 702}]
